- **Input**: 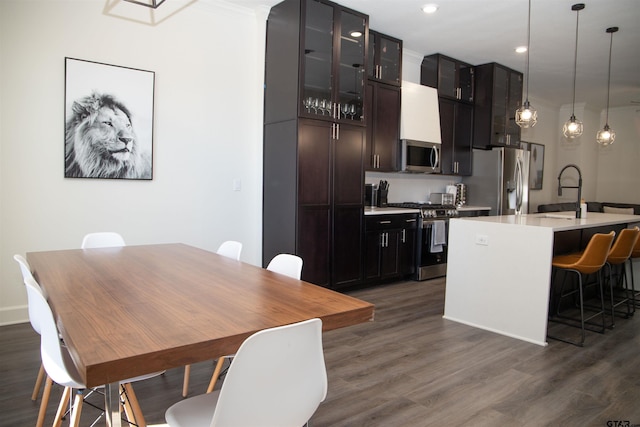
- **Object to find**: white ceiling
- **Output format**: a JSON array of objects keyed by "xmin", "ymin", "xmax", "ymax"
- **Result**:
[{"xmin": 229, "ymin": 0, "xmax": 640, "ymax": 111}]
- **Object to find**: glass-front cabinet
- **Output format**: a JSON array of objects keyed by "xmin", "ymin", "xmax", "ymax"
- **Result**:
[
  {"xmin": 367, "ymin": 30, "xmax": 402, "ymax": 86},
  {"xmin": 301, "ymin": 0, "xmax": 367, "ymax": 125},
  {"xmin": 473, "ymin": 62, "xmax": 523, "ymax": 148}
]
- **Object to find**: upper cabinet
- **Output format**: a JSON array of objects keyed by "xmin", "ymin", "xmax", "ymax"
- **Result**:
[
  {"xmin": 421, "ymin": 54, "xmax": 473, "ymax": 176},
  {"xmin": 300, "ymin": 0, "xmax": 368, "ymax": 125},
  {"xmin": 421, "ymin": 54, "xmax": 474, "ymax": 103},
  {"xmin": 367, "ymin": 30, "xmax": 402, "ymax": 86},
  {"xmin": 473, "ymin": 62, "xmax": 523, "ymax": 148}
]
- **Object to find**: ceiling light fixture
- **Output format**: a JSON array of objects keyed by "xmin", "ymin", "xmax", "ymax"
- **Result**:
[
  {"xmin": 516, "ymin": 0, "xmax": 537, "ymax": 128},
  {"xmin": 422, "ymin": 4, "xmax": 439, "ymax": 14},
  {"xmin": 563, "ymin": 3, "xmax": 585, "ymax": 139},
  {"xmin": 596, "ymin": 26, "xmax": 619, "ymax": 146},
  {"xmin": 123, "ymin": 0, "xmax": 166, "ymax": 8}
]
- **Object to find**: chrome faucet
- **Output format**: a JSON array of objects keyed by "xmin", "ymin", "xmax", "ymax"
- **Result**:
[{"xmin": 557, "ymin": 164, "xmax": 583, "ymax": 218}]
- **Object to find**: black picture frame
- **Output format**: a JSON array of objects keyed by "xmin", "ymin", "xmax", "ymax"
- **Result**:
[
  {"xmin": 529, "ymin": 142, "xmax": 544, "ymax": 190},
  {"xmin": 64, "ymin": 57, "xmax": 154, "ymax": 180}
]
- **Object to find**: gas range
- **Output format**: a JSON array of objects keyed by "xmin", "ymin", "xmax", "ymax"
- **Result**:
[{"xmin": 386, "ymin": 202, "xmax": 459, "ymax": 220}]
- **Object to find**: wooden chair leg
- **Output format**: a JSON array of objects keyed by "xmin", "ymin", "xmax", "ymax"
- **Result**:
[
  {"xmin": 182, "ymin": 364, "xmax": 191, "ymax": 397},
  {"xmin": 36, "ymin": 376, "xmax": 53, "ymax": 427},
  {"xmin": 69, "ymin": 390, "xmax": 84, "ymax": 427},
  {"xmin": 121, "ymin": 383, "xmax": 147, "ymax": 427},
  {"xmin": 206, "ymin": 357, "xmax": 226, "ymax": 393},
  {"xmin": 31, "ymin": 363, "xmax": 46, "ymax": 401},
  {"xmin": 53, "ymin": 386, "xmax": 72, "ymax": 427}
]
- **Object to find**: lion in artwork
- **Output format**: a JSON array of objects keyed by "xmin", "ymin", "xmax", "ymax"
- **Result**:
[{"xmin": 65, "ymin": 92, "xmax": 151, "ymax": 179}]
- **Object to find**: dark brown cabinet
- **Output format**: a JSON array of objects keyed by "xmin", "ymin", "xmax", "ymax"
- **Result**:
[
  {"xmin": 365, "ymin": 81, "xmax": 400, "ymax": 171},
  {"xmin": 364, "ymin": 214, "xmax": 418, "ymax": 283},
  {"xmin": 438, "ymin": 98, "xmax": 473, "ymax": 175},
  {"xmin": 421, "ymin": 54, "xmax": 474, "ymax": 103},
  {"xmin": 264, "ymin": 0, "xmax": 368, "ymax": 289},
  {"xmin": 473, "ymin": 62, "xmax": 523, "ymax": 148},
  {"xmin": 367, "ymin": 30, "xmax": 402, "ymax": 86},
  {"xmin": 421, "ymin": 54, "xmax": 474, "ymax": 176}
]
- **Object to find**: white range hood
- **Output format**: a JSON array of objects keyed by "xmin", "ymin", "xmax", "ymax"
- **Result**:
[{"xmin": 400, "ymin": 81, "xmax": 442, "ymax": 144}]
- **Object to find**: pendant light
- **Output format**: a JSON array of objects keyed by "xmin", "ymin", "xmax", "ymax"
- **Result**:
[
  {"xmin": 124, "ymin": 0, "xmax": 166, "ymax": 8},
  {"xmin": 516, "ymin": 0, "xmax": 537, "ymax": 128},
  {"xmin": 562, "ymin": 4, "xmax": 585, "ymax": 139},
  {"xmin": 596, "ymin": 26, "xmax": 619, "ymax": 146}
]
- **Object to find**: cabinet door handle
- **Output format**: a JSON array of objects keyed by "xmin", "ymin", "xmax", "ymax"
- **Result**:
[
  {"xmin": 401, "ymin": 229, "xmax": 406, "ymax": 243},
  {"xmin": 375, "ymin": 155, "xmax": 379, "ymax": 168},
  {"xmin": 405, "ymin": 219, "xmax": 416, "ymax": 223},
  {"xmin": 378, "ymin": 220, "xmax": 392, "ymax": 225},
  {"xmin": 336, "ymin": 123, "xmax": 340, "ymax": 140},
  {"xmin": 385, "ymin": 232, "xmax": 389, "ymax": 247}
]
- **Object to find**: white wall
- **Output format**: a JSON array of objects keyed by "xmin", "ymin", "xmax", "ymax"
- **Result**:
[
  {"xmin": 595, "ymin": 106, "xmax": 640, "ymax": 203},
  {"xmin": 0, "ymin": 0, "xmax": 267, "ymax": 324}
]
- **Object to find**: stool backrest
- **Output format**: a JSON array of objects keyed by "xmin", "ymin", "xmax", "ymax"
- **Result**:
[
  {"xmin": 632, "ymin": 230, "xmax": 640, "ymax": 258},
  {"xmin": 607, "ymin": 227, "xmax": 640, "ymax": 264},
  {"xmin": 575, "ymin": 231, "xmax": 616, "ymax": 274}
]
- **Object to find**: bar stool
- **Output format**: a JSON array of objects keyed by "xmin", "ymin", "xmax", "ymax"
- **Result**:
[
  {"xmin": 548, "ymin": 231, "xmax": 615, "ymax": 347},
  {"xmin": 630, "ymin": 236, "xmax": 640, "ymax": 308},
  {"xmin": 604, "ymin": 227, "xmax": 639, "ymax": 319}
]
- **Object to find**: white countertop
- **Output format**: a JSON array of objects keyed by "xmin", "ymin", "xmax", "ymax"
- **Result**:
[
  {"xmin": 364, "ymin": 207, "xmax": 420, "ymax": 215},
  {"xmin": 452, "ymin": 211, "xmax": 640, "ymax": 231},
  {"xmin": 365, "ymin": 205, "xmax": 491, "ymax": 216},
  {"xmin": 457, "ymin": 205, "xmax": 492, "ymax": 212}
]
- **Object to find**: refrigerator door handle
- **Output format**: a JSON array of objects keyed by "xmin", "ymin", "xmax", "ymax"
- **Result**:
[{"xmin": 515, "ymin": 155, "xmax": 524, "ymax": 214}]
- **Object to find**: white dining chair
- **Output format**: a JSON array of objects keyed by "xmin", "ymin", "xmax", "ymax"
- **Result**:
[
  {"xmin": 216, "ymin": 240, "xmax": 242, "ymax": 260},
  {"xmin": 266, "ymin": 253, "xmax": 303, "ymax": 279},
  {"xmin": 166, "ymin": 318, "xmax": 327, "ymax": 427},
  {"xmin": 182, "ymin": 240, "xmax": 244, "ymax": 397},
  {"xmin": 24, "ymin": 276, "xmax": 162, "ymax": 427},
  {"xmin": 81, "ymin": 232, "xmax": 126, "ymax": 248},
  {"xmin": 200, "ymin": 253, "xmax": 305, "ymax": 396},
  {"xmin": 14, "ymin": 255, "xmax": 46, "ymax": 397}
]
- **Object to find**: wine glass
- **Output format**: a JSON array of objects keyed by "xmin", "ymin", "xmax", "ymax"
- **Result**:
[
  {"xmin": 349, "ymin": 104, "xmax": 356, "ymax": 120},
  {"xmin": 319, "ymin": 99, "xmax": 327, "ymax": 115},
  {"xmin": 341, "ymin": 103, "xmax": 350, "ymax": 119},
  {"xmin": 303, "ymin": 97, "xmax": 312, "ymax": 113},
  {"xmin": 312, "ymin": 98, "xmax": 319, "ymax": 114}
]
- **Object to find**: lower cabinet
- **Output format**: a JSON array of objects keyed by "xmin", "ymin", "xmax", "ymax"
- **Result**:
[{"xmin": 364, "ymin": 214, "xmax": 418, "ymax": 283}]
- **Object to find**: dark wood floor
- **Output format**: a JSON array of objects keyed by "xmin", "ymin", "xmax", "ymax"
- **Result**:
[{"xmin": 2, "ymin": 278, "xmax": 639, "ymax": 426}]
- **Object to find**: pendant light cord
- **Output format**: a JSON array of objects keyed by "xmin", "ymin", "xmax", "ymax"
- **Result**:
[
  {"xmin": 604, "ymin": 29, "xmax": 614, "ymax": 126},
  {"xmin": 570, "ymin": 9, "xmax": 580, "ymax": 117},
  {"xmin": 524, "ymin": 0, "xmax": 531, "ymax": 103}
]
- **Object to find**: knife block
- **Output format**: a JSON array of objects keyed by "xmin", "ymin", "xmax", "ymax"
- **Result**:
[{"xmin": 377, "ymin": 189, "xmax": 388, "ymax": 207}]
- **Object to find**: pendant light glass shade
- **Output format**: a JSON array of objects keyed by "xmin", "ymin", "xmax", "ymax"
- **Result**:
[
  {"xmin": 563, "ymin": 4, "xmax": 585, "ymax": 139},
  {"xmin": 516, "ymin": 101, "xmax": 537, "ymax": 128},
  {"xmin": 563, "ymin": 115, "xmax": 583, "ymax": 138},
  {"xmin": 596, "ymin": 124, "xmax": 615, "ymax": 146},
  {"xmin": 597, "ymin": 26, "xmax": 618, "ymax": 146},
  {"xmin": 516, "ymin": 0, "xmax": 537, "ymax": 128}
]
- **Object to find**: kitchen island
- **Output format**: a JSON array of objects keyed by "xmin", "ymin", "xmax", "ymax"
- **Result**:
[{"xmin": 444, "ymin": 212, "xmax": 640, "ymax": 346}]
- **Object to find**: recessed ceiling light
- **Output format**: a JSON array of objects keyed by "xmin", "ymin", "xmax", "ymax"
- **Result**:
[
  {"xmin": 515, "ymin": 46, "xmax": 528, "ymax": 53},
  {"xmin": 350, "ymin": 31, "xmax": 362, "ymax": 38},
  {"xmin": 422, "ymin": 4, "xmax": 439, "ymax": 14}
]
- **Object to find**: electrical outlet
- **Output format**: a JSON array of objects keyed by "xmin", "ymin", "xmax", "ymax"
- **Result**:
[
  {"xmin": 475, "ymin": 234, "xmax": 489, "ymax": 246},
  {"xmin": 232, "ymin": 179, "xmax": 242, "ymax": 192}
]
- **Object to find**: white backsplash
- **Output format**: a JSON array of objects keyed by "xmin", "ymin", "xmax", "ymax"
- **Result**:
[{"xmin": 365, "ymin": 172, "xmax": 462, "ymax": 203}]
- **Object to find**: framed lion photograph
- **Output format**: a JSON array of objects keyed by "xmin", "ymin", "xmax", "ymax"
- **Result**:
[{"xmin": 64, "ymin": 57, "xmax": 154, "ymax": 180}]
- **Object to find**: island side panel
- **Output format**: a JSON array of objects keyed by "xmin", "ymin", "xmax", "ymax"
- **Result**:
[{"xmin": 444, "ymin": 218, "xmax": 554, "ymax": 346}]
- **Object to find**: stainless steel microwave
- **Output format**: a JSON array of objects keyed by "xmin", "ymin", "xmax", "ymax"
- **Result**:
[{"xmin": 400, "ymin": 140, "xmax": 441, "ymax": 173}]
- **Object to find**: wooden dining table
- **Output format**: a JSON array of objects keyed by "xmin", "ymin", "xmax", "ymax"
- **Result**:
[{"xmin": 27, "ymin": 243, "xmax": 375, "ymax": 427}]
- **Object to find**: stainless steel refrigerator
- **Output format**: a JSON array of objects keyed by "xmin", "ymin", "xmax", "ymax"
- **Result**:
[{"xmin": 463, "ymin": 147, "xmax": 530, "ymax": 215}]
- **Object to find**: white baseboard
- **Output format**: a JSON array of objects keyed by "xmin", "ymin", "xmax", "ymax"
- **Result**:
[{"xmin": 0, "ymin": 305, "xmax": 28, "ymax": 326}]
